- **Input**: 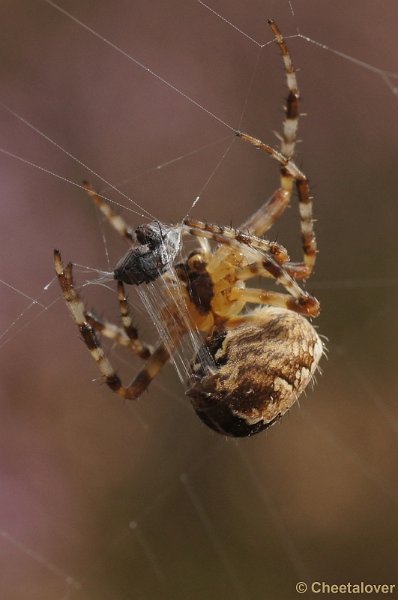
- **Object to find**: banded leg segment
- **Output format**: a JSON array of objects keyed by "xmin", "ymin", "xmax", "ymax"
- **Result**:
[
  {"xmin": 229, "ymin": 255, "xmax": 319, "ymax": 317},
  {"xmin": 239, "ymin": 187, "xmax": 292, "ymax": 237},
  {"xmin": 291, "ymin": 178, "xmax": 317, "ymax": 277},
  {"xmin": 54, "ymin": 250, "xmax": 174, "ymax": 400},
  {"xmin": 229, "ymin": 287, "xmax": 316, "ymax": 316},
  {"xmin": 234, "ymin": 132, "xmax": 302, "ymax": 249},
  {"xmin": 183, "ymin": 218, "xmax": 290, "ymax": 264},
  {"xmin": 235, "ymin": 133, "xmax": 317, "ymax": 278},
  {"xmin": 85, "ymin": 310, "xmax": 152, "ymax": 359},
  {"xmin": 85, "ymin": 312, "xmax": 137, "ymax": 347},
  {"xmin": 257, "ymin": 178, "xmax": 317, "ymax": 279},
  {"xmin": 235, "ymin": 21, "xmax": 317, "ymax": 278},
  {"xmin": 116, "ymin": 281, "xmax": 152, "ymax": 358},
  {"xmin": 234, "ymin": 259, "xmax": 310, "ymax": 282},
  {"xmin": 83, "ymin": 181, "xmax": 135, "ymax": 243},
  {"xmin": 269, "ymin": 18, "xmax": 317, "ymax": 274},
  {"xmin": 268, "ymin": 19, "xmax": 300, "ymax": 160},
  {"xmin": 231, "ymin": 252, "xmax": 319, "ymax": 317}
]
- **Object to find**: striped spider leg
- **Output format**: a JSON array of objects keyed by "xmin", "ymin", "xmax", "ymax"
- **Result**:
[
  {"xmin": 54, "ymin": 183, "xmax": 181, "ymax": 399},
  {"xmin": 182, "ymin": 218, "xmax": 319, "ymax": 317},
  {"xmin": 54, "ymin": 250, "xmax": 184, "ymax": 400},
  {"xmin": 237, "ymin": 19, "xmax": 317, "ymax": 280},
  {"xmin": 85, "ymin": 281, "xmax": 152, "ymax": 360}
]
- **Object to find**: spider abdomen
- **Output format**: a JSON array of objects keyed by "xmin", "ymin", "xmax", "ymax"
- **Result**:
[{"xmin": 187, "ymin": 307, "xmax": 323, "ymax": 437}]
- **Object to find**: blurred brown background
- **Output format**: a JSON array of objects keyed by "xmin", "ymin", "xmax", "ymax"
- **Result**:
[{"xmin": 1, "ymin": 1, "xmax": 398, "ymax": 599}]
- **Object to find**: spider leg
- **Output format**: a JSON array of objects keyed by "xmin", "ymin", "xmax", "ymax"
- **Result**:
[
  {"xmin": 183, "ymin": 219, "xmax": 317, "ymax": 301},
  {"xmin": 228, "ymin": 287, "xmax": 315, "ymax": 316},
  {"xmin": 288, "ymin": 178, "xmax": 317, "ymax": 277},
  {"xmin": 85, "ymin": 311, "xmax": 137, "ymax": 347},
  {"xmin": 235, "ymin": 258, "xmax": 310, "ymax": 282},
  {"xmin": 232, "ymin": 253, "xmax": 319, "ymax": 317},
  {"xmin": 238, "ymin": 187, "xmax": 292, "ymax": 237},
  {"xmin": 234, "ymin": 138, "xmax": 317, "ymax": 278},
  {"xmin": 236, "ymin": 132, "xmax": 301, "ymax": 173},
  {"xmin": 237, "ymin": 18, "xmax": 301, "ymax": 217},
  {"xmin": 235, "ymin": 21, "xmax": 317, "ymax": 277},
  {"xmin": 268, "ymin": 18, "xmax": 300, "ymax": 161},
  {"xmin": 82, "ymin": 181, "xmax": 136, "ymax": 244},
  {"xmin": 54, "ymin": 250, "xmax": 177, "ymax": 400},
  {"xmin": 181, "ymin": 218, "xmax": 318, "ymax": 315},
  {"xmin": 85, "ymin": 310, "xmax": 152, "ymax": 360},
  {"xmin": 115, "ymin": 281, "xmax": 152, "ymax": 358},
  {"xmin": 183, "ymin": 218, "xmax": 289, "ymax": 264}
]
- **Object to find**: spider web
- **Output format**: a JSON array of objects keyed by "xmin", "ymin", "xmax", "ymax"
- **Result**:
[{"xmin": 1, "ymin": 1, "xmax": 398, "ymax": 599}]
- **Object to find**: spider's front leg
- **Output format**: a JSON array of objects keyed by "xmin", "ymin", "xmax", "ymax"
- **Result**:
[
  {"xmin": 181, "ymin": 219, "xmax": 319, "ymax": 316},
  {"xmin": 54, "ymin": 250, "xmax": 175, "ymax": 400},
  {"xmin": 82, "ymin": 181, "xmax": 136, "ymax": 243},
  {"xmin": 236, "ymin": 134, "xmax": 317, "ymax": 280},
  {"xmin": 236, "ymin": 19, "xmax": 317, "ymax": 280}
]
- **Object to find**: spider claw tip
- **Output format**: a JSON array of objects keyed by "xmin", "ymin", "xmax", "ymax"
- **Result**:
[{"xmin": 53, "ymin": 249, "xmax": 62, "ymax": 263}]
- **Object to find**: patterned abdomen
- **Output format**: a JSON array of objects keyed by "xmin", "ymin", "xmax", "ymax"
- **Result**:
[{"xmin": 187, "ymin": 307, "xmax": 323, "ymax": 437}]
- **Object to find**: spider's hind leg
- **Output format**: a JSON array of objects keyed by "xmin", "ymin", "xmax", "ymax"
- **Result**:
[
  {"xmin": 117, "ymin": 280, "xmax": 152, "ymax": 358},
  {"xmin": 85, "ymin": 304, "xmax": 152, "ymax": 360},
  {"xmin": 54, "ymin": 250, "xmax": 172, "ymax": 400}
]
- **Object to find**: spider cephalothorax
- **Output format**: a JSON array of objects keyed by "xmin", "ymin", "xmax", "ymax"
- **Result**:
[{"xmin": 54, "ymin": 20, "xmax": 323, "ymax": 437}]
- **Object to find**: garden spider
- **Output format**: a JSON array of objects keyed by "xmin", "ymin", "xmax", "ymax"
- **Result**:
[{"xmin": 54, "ymin": 20, "xmax": 323, "ymax": 437}]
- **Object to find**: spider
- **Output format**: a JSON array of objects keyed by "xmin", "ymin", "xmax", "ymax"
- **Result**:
[{"xmin": 54, "ymin": 20, "xmax": 323, "ymax": 437}]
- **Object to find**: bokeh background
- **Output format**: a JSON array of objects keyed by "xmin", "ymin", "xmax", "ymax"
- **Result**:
[{"xmin": 1, "ymin": 1, "xmax": 398, "ymax": 599}]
